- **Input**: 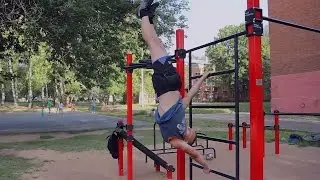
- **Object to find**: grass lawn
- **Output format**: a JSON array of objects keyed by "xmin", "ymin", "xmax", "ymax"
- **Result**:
[
  {"xmin": 0, "ymin": 127, "xmax": 317, "ymax": 153},
  {"xmin": 0, "ymin": 155, "xmax": 38, "ymax": 180}
]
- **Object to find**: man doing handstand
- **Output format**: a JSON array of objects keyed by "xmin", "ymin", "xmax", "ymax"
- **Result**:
[{"xmin": 137, "ymin": 0, "xmax": 212, "ymax": 173}]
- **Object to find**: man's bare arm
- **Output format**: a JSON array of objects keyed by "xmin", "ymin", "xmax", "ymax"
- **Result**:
[
  {"xmin": 169, "ymin": 138, "xmax": 210, "ymax": 173},
  {"xmin": 183, "ymin": 72, "xmax": 212, "ymax": 108}
]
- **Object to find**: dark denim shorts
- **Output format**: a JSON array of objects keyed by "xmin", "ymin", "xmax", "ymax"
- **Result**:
[{"xmin": 155, "ymin": 98, "xmax": 187, "ymax": 142}]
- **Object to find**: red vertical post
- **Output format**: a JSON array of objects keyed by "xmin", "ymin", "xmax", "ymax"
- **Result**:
[
  {"xmin": 247, "ymin": 0, "xmax": 264, "ymax": 180},
  {"xmin": 242, "ymin": 122, "xmax": 247, "ymax": 149},
  {"xmin": 274, "ymin": 110, "xmax": 280, "ymax": 155},
  {"xmin": 167, "ymin": 170, "xmax": 173, "ymax": 180},
  {"xmin": 155, "ymin": 164, "xmax": 160, "ymax": 172},
  {"xmin": 228, "ymin": 123, "xmax": 233, "ymax": 150},
  {"xmin": 176, "ymin": 29, "xmax": 185, "ymax": 180},
  {"xmin": 126, "ymin": 53, "xmax": 133, "ymax": 180},
  {"xmin": 118, "ymin": 136, "xmax": 124, "ymax": 176}
]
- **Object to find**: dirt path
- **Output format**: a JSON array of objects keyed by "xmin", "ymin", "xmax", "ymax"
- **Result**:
[{"xmin": 1, "ymin": 141, "xmax": 319, "ymax": 180}]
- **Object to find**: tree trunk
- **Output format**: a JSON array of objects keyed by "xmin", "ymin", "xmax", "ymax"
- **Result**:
[
  {"xmin": 106, "ymin": 94, "xmax": 110, "ymax": 105},
  {"xmin": 8, "ymin": 58, "xmax": 18, "ymax": 107},
  {"xmin": 14, "ymin": 77, "xmax": 18, "ymax": 101},
  {"xmin": 59, "ymin": 77, "xmax": 64, "ymax": 103},
  {"xmin": 41, "ymin": 86, "xmax": 45, "ymax": 105},
  {"xmin": 27, "ymin": 59, "xmax": 33, "ymax": 108},
  {"xmin": 54, "ymin": 78, "xmax": 59, "ymax": 107},
  {"xmin": 45, "ymin": 83, "xmax": 49, "ymax": 99},
  {"xmin": 112, "ymin": 95, "xmax": 116, "ymax": 105},
  {"xmin": 1, "ymin": 83, "xmax": 5, "ymax": 106}
]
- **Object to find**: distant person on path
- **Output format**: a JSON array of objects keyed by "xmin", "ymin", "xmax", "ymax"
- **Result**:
[
  {"xmin": 91, "ymin": 98, "xmax": 96, "ymax": 114},
  {"xmin": 71, "ymin": 99, "xmax": 76, "ymax": 112},
  {"xmin": 47, "ymin": 97, "xmax": 53, "ymax": 114},
  {"xmin": 59, "ymin": 102, "xmax": 64, "ymax": 114}
]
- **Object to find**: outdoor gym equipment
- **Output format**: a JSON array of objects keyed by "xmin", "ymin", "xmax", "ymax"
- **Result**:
[{"xmin": 120, "ymin": 0, "xmax": 320, "ymax": 179}]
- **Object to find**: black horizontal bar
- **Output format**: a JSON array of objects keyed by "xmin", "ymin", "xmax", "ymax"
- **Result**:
[
  {"xmin": 123, "ymin": 63, "xmax": 153, "ymax": 70},
  {"xmin": 263, "ymin": 16, "xmax": 320, "ymax": 34},
  {"xmin": 191, "ymin": 69, "xmax": 235, "ymax": 79},
  {"xmin": 239, "ymin": 124, "xmax": 273, "ymax": 129},
  {"xmin": 139, "ymin": 59, "xmax": 177, "ymax": 64},
  {"xmin": 197, "ymin": 135, "xmax": 236, "ymax": 144},
  {"xmin": 138, "ymin": 59, "xmax": 152, "ymax": 64},
  {"xmin": 151, "ymin": 144, "xmax": 205, "ymax": 152},
  {"xmin": 191, "ymin": 163, "xmax": 236, "ymax": 180},
  {"xmin": 186, "ymin": 31, "xmax": 246, "ymax": 53},
  {"xmin": 157, "ymin": 151, "xmax": 177, "ymax": 155},
  {"xmin": 265, "ymin": 112, "xmax": 320, "ymax": 116},
  {"xmin": 191, "ymin": 105, "xmax": 235, "ymax": 109},
  {"xmin": 118, "ymin": 130, "xmax": 175, "ymax": 172}
]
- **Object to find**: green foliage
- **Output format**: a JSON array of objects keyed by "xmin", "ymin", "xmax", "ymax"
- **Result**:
[
  {"xmin": 205, "ymin": 24, "xmax": 271, "ymax": 100},
  {"xmin": 29, "ymin": 42, "xmax": 53, "ymax": 92},
  {"xmin": 1, "ymin": 0, "xmax": 190, "ymax": 104}
]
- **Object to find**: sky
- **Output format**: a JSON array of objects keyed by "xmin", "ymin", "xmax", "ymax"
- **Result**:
[{"xmin": 168, "ymin": 0, "xmax": 269, "ymax": 58}]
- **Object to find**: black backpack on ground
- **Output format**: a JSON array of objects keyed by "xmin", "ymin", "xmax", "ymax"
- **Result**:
[{"xmin": 106, "ymin": 131, "xmax": 119, "ymax": 159}]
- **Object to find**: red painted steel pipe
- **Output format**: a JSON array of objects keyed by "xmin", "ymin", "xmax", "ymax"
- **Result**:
[
  {"xmin": 126, "ymin": 53, "xmax": 133, "ymax": 180},
  {"xmin": 228, "ymin": 123, "xmax": 233, "ymax": 150},
  {"xmin": 118, "ymin": 120, "xmax": 124, "ymax": 176},
  {"xmin": 274, "ymin": 110, "xmax": 280, "ymax": 155},
  {"xmin": 167, "ymin": 170, "xmax": 173, "ymax": 180},
  {"xmin": 155, "ymin": 164, "xmax": 160, "ymax": 172},
  {"xmin": 247, "ymin": 0, "xmax": 264, "ymax": 179},
  {"xmin": 176, "ymin": 29, "xmax": 185, "ymax": 180},
  {"xmin": 118, "ymin": 129, "xmax": 124, "ymax": 176},
  {"xmin": 242, "ymin": 122, "xmax": 247, "ymax": 149}
]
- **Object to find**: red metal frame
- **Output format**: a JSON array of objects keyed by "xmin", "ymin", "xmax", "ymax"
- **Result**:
[
  {"xmin": 176, "ymin": 29, "xmax": 185, "ymax": 180},
  {"xmin": 155, "ymin": 164, "xmax": 160, "ymax": 172},
  {"xmin": 274, "ymin": 111, "xmax": 280, "ymax": 155},
  {"xmin": 242, "ymin": 122, "xmax": 247, "ymax": 149},
  {"xmin": 126, "ymin": 53, "xmax": 133, "ymax": 180},
  {"xmin": 228, "ymin": 123, "xmax": 233, "ymax": 150},
  {"xmin": 247, "ymin": 0, "xmax": 264, "ymax": 180},
  {"xmin": 167, "ymin": 170, "xmax": 173, "ymax": 180},
  {"xmin": 118, "ymin": 134, "xmax": 124, "ymax": 176}
]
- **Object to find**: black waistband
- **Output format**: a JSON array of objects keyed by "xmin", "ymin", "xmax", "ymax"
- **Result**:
[{"xmin": 152, "ymin": 60, "xmax": 176, "ymax": 74}]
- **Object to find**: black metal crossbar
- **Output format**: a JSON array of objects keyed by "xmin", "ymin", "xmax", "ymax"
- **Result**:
[
  {"xmin": 118, "ymin": 130, "xmax": 175, "ymax": 172},
  {"xmin": 191, "ymin": 163, "xmax": 236, "ymax": 180},
  {"xmin": 191, "ymin": 69, "xmax": 235, "ymax": 79},
  {"xmin": 263, "ymin": 16, "xmax": 320, "ymax": 33},
  {"xmin": 197, "ymin": 135, "xmax": 236, "ymax": 145},
  {"xmin": 265, "ymin": 112, "xmax": 320, "ymax": 116},
  {"xmin": 186, "ymin": 31, "xmax": 246, "ymax": 53},
  {"xmin": 191, "ymin": 104, "xmax": 235, "ymax": 109}
]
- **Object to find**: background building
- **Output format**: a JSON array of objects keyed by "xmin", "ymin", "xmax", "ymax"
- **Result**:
[{"xmin": 268, "ymin": 0, "xmax": 320, "ymax": 113}]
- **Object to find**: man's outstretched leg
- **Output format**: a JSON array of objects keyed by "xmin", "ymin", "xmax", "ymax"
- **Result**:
[{"xmin": 138, "ymin": 0, "xmax": 168, "ymax": 62}]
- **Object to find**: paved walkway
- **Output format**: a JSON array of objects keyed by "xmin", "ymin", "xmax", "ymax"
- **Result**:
[
  {"xmin": 0, "ymin": 112, "xmax": 149, "ymax": 134},
  {"xmin": 0, "ymin": 112, "xmax": 319, "ymax": 134}
]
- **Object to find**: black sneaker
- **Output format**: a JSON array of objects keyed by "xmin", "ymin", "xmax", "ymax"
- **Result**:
[
  {"xmin": 147, "ymin": 2, "xmax": 160, "ymax": 23},
  {"xmin": 137, "ymin": 0, "xmax": 154, "ymax": 18}
]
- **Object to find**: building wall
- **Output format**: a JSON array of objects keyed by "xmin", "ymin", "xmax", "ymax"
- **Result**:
[{"xmin": 268, "ymin": 0, "xmax": 320, "ymax": 113}]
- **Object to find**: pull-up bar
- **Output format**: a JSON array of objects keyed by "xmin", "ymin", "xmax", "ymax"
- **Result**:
[
  {"xmin": 191, "ymin": 163, "xmax": 236, "ymax": 180},
  {"xmin": 263, "ymin": 16, "xmax": 320, "ymax": 33},
  {"xmin": 123, "ymin": 59, "xmax": 177, "ymax": 71},
  {"xmin": 190, "ymin": 69, "xmax": 235, "ymax": 79}
]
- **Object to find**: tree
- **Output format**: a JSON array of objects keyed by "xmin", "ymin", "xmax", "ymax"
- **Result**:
[
  {"xmin": 205, "ymin": 24, "xmax": 270, "ymax": 101},
  {"xmin": 1, "ymin": 0, "xmax": 190, "ymax": 107},
  {"xmin": 27, "ymin": 42, "xmax": 53, "ymax": 108}
]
